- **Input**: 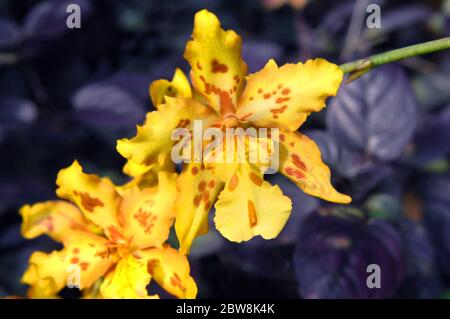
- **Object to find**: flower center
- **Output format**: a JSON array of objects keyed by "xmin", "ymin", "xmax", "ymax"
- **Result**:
[{"xmin": 221, "ymin": 115, "xmax": 240, "ymax": 128}]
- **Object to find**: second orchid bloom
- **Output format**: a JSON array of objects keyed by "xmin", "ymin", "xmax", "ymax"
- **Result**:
[{"xmin": 21, "ymin": 162, "xmax": 196, "ymax": 298}]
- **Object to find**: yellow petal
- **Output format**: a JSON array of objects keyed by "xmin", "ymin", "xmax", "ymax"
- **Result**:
[
  {"xmin": 21, "ymin": 252, "xmax": 65, "ymax": 298},
  {"xmin": 175, "ymin": 163, "xmax": 224, "ymax": 254},
  {"xmin": 20, "ymin": 200, "xmax": 89, "ymax": 242},
  {"xmin": 150, "ymin": 68, "xmax": 192, "ymax": 108},
  {"xmin": 237, "ymin": 59, "xmax": 343, "ymax": 131},
  {"xmin": 214, "ymin": 162, "xmax": 292, "ymax": 242},
  {"xmin": 100, "ymin": 255, "xmax": 158, "ymax": 299},
  {"xmin": 119, "ymin": 172, "xmax": 178, "ymax": 249},
  {"xmin": 184, "ymin": 9, "xmax": 247, "ymax": 115},
  {"xmin": 279, "ymin": 130, "xmax": 351, "ymax": 203},
  {"xmin": 117, "ymin": 97, "xmax": 218, "ymax": 171},
  {"xmin": 22, "ymin": 231, "xmax": 114, "ymax": 297},
  {"xmin": 123, "ymin": 159, "xmax": 154, "ymax": 177},
  {"xmin": 138, "ymin": 245, "xmax": 197, "ymax": 299},
  {"xmin": 55, "ymin": 160, "xmax": 123, "ymax": 241}
]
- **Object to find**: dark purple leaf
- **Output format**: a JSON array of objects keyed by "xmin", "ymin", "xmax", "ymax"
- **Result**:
[
  {"xmin": 306, "ymin": 130, "xmax": 340, "ymax": 168},
  {"xmin": 106, "ymin": 72, "xmax": 156, "ymax": 104},
  {"xmin": 0, "ymin": 19, "xmax": 21, "ymax": 49},
  {"xmin": 364, "ymin": 193, "xmax": 437, "ymax": 295},
  {"xmin": 266, "ymin": 173, "xmax": 320, "ymax": 244},
  {"xmin": 0, "ymin": 97, "xmax": 37, "ymax": 135},
  {"xmin": 242, "ymin": 40, "xmax": 282, "ymax": 73},
  {"xmin": 0, "ymin": 178, "xmax": 53, "ymax": 215},
  {"xmin": 327, "ymin": 65, "xmax": 418, "ymax": 161},
  {"xmin": 394, "ymin": 216, "xmax": 441, "ymax": 298},
  {"xmin": 294, "ymin": 208, "xmax": 404, "ymax": 298},
  {"xmin": 410, "ymin": 106, "xmax": 450, "ymax": 164},
  {"xmin": 307, "ymin": 130, "xmax": 392, "ymax": 200},
  {"xmin": 420, "ymin": 175, "xmax": 450, "ymax": 275},
  {"xmin": 72, "ymin": 82, "xmax": 146, "ymax": 130}
]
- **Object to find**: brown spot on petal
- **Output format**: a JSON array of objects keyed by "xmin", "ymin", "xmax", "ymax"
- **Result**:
[
  {"xmin": 285, "ymin": 167, "xmax": 305, "ymax": 180},
  {"xmin": 270, "ymin": 105, "xmax": 288, "ymax": 117},
  {"xmin": 219, "ymin": 91, "xmax": 235, "ymax": 116},
  {"xmin": 193, "ymin": 195, "xmax": 201, "ymax": 207},
  {"xmin": 281, "ymin": 88, "xmax": 291, "ymax": 95},
  {"xmin": 198, "ymin": 181, "xmax": 207, "ymax": 192},
  {"xmin": 247, "ymin": 200, "xmax": 258, "ymax": 228},
  {"xmin": 70, "ymin": 257, "xmax": 79, "ymax": 264},
  {"xmin": 44, "ymin": 216, "xmax": 54, "ymax": 232},
  {"xmin": 170, "ymin": 273, "xmax": 186, "ymax": 292},
  {"xmin": 73, "ymin": 248, "xmax": 80, "ymax": 254},
  {"xmin": 196, "ymin": 62, "xmax": 203, "ymax": 70},
  {"xmin": 211, "ymin": 59, "xmax": 228, "ymax": 73},
  {"xmin": 263, "ymin": 93, "xmax": 271, "ymax": 100},
  {"xmin": 134, "ymin": 208, "xmax": 157, "ymax": 234},
  {"xmin": 191, "ymin": 166, "xmax": 199, "ymax": 175},
  {"xmin": 249, "ymin": 172, "xmax": 263, "ymax": 186},
  {"xmin": 291, "ymin": 154, "xmax": 307, "ymax": 171},
  {"xmin": 80, "ymin": 262, "xmax": 89, "ymax": 271},
  {"xmin": 208, "ymin": 180, "xmax": 216, "ymax": 188},
  {"xmin": 276, "ymin": 97, "xmax": 290, "ymax": 104},
  {"xmin": 228, "ymin": 174, "xmax": 239, "ymax": 191},
  {"xmin": 202, "ymin": 191, "xmax": 210, "ymax": 202},
  {"xmin": 147, "ymin": 259, "xmax": 158, "ymax": 273},
  {"xmin": 74, "ymin": 191, "xmax": 104, "ymax": 213}
]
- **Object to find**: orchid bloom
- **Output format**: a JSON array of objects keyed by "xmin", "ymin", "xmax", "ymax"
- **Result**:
[
  {"xmin": 20, "ymin": 161, "xmax": 196, "ymax": 299},
  {"xmin": 117, "ymin": 10, "xmax": 351, "ymax": 253}
]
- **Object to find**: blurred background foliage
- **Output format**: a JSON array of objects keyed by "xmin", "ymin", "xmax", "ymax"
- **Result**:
[{"xmin": 0, "ymin": 0, "xmax": 449, "ymax": 298}]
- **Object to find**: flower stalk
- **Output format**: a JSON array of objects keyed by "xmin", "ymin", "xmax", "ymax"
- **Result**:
[{"xmin": 339, "ymin": 37, "xmax": 450, "ymax": 81}]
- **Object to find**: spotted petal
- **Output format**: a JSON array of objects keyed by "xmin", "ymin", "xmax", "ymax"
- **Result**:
[
  {"xmin": 184, "ymin": 9, "xmax": 247, "ymax": 116},
  {"xmin": 279, "ymin": 131, "xmax": 351, "ymax": 203},
  {"xmin": 138, "ymin": 245, "xmax": 197, "ymax": 299},
  {"xmin": 214, "ymin": 162, "xmax": 292, "ymax": 242},
  {"xmin": 236, "ymin": 59, "xmax": 343, "ymax": 130},
  {"xmin": 175, "ymin": 163, "xmax": 224, "ymax": 254},
  {"xmin": 100, "ymin": 255, "xmax": 158, "ymax": 299},
  {"xmin": 119, "ymin": 172, "xmax": 178, "ymax": 249},
  {"xmin": 117, "ymin": 97, "xmax": 218, "ymax": 176},
  {"xmin": 55, "ymin": 161, "xmax": 123, "ymax": 241},
  {"xmin": 22, "ymin": 230, "xmax": 114, "ymax": 297},
  {"xmin": 150, "ymin": 68, "xmax": 192, "ymax": 108},
  {"xmin": 20, "ymin": 200, "xmax": 91, "ymax": 242}
]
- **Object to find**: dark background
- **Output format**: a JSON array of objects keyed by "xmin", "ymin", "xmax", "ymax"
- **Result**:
[{"xmin": 0, "ymin": 0, "xmax": 449, "ymax": 298}]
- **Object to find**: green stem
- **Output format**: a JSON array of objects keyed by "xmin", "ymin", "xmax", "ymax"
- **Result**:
[{"xmin": 339, "ymin": 37, "xmax": 450, "ymax": 81}]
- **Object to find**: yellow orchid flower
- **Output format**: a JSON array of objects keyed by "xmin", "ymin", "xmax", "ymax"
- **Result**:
[
  {"xmin": 19, "ymin": 161, "xmax": 197, "ymax": 299},
  {"xmin": 117, "ymin": 9, "xmax": 351, "ymax": 253}
]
